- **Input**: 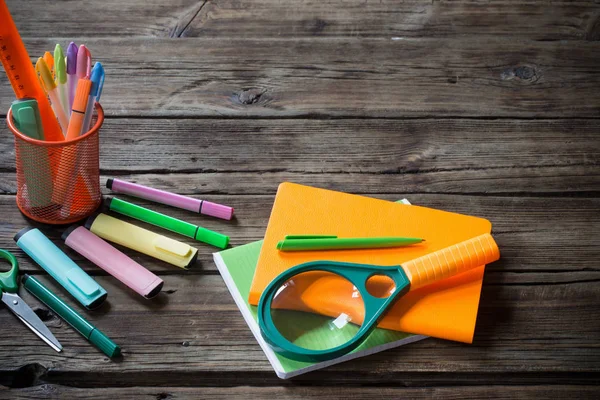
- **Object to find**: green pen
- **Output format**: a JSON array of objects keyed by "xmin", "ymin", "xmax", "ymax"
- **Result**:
[
  {"xmin": 105, "ymin": 197, "xmax": 229, "ymax": 249},
  {"xmin": 276, "ymin": 235, "xmax": 425, "ymax": 251},
  {"xmin": 21, "ymin": 275, "xmax": 121, "ymax": 358}
]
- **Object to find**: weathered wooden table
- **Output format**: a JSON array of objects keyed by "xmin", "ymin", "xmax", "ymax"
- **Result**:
[{"xmin": 1, "ymin": 1, "xmax": 599, "ymax": 398}]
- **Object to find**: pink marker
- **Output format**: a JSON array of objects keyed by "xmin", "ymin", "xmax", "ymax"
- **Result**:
[
  {"xmin": 106, "ymin": 178, "xmax": 234, "ymax": 220},
  {"xmin": 76, "ymin": 44, "xmax": 91, "ymax": 79},
  {"xmin": 63, "ymin": 226, "xmax": 164, "ymax": 299}
]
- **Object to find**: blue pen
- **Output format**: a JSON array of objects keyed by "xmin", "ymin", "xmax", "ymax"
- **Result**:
[
  {"xmin": 95, "ymin": 63, "xmax": 105, "ymax": 103},
  {"xmin": 81, "ymin": 62, "xmax": 104, "ymax": 134}
]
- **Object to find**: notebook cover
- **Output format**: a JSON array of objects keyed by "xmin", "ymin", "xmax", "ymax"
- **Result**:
[
  {"xmin": 214, "ymin": 238, "xmax": 426, "ymax": 379},
  {"xmin": 248, "ymin": 183, "xmax": 492, "ymax": 343}
]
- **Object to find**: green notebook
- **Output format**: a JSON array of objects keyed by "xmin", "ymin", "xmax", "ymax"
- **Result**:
[{"xmin": 213, "ymin": 199, "xmax": 427, "ymax": 379}]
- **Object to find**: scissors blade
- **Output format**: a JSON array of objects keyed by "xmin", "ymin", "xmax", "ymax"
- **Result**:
[{"xmin": 1, "ymin": 292, "xmax": 62, "ymax": 352}]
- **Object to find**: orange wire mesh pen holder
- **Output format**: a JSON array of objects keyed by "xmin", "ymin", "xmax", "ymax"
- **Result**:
[{"xmin": 7, "ymin": 103, "xmax": 104, "ymax": 225}]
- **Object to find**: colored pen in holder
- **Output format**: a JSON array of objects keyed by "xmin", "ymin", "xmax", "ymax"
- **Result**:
[
  {"xmin": 86, "ymin": 213, "xmax": 199, "ymax": 269},
  {"xmin": 14, "ymin": 227, "xmax": 107, "ymax": 309},
  {"xmin": 63, "ymin": 226, "xmax": 164, "ymax": 299},
  {"xmin": 7, "ymin": 104, "xmax": 104, "ymax": 224}
]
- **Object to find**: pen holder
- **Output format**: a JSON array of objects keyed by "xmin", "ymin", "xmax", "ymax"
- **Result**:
[{"xmin": 7, "ymin": 103, "xmax": 104, "ymax": 224}]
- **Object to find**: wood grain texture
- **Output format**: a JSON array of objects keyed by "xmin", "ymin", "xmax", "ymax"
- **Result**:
[
  {"xmin": 1, "ymin": 0, "xmax": 599, "ymax": 394},
  {"xmin": 4, "ymin": 385, "xmax": 600, "ymax": 400},
  {"xmin": 0, "ymin": 275, "xmax": 598, "ymax": 387},
  {"xmin": 1, "ymin": 118, "xmax": 598, "ymax": 180},
  {"xmin": 6, "ymin": 0, "xmax": 600, "ymax": 40},
  {"xmin": 0, "ymin": 39, "xmax": 599, "ymax": 118},
  {"xmin": 0, "ymin": 194, "xmax": 598, "ymax": 281}
]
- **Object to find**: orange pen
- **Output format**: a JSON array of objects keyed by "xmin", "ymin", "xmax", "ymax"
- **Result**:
[
  {"xmin": 0, "ymin": 0, "xmax": 63, "ymax": 141},
  {"xmin": 65, "ymin": 78, "xmax": 91, "ymax": 140}
]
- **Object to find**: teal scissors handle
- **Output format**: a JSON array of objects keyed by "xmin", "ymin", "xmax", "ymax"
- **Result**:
[
  {"xmin": 257, "ymin": 260, "xmax": 411, "ymax": 362},
  {"xmin": 0, "ymin": 249, "xmax": 19, "ymax": 293}
]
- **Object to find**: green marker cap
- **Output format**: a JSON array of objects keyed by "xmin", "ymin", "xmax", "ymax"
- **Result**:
[
  {"xmin": 195, "ymin": 226, "xmax": 229, "ymax": 248},
  {"xmin": 54, "ymin": 44, "xmax": 67, "ymax": 84},
  {"xmin": 89, "ymin": 329, "xmax": 121, "ymax": 358}
]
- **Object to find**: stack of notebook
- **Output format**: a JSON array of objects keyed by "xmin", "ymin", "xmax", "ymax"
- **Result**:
[{"xmin": 213, "ymin": 183, "xmax": 493, "ymax": 378}]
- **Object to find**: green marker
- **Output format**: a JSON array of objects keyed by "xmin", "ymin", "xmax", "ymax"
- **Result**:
[
  {"xmin": 276, "ymin": 235, "xmax": 424, "ymax": 252},
  {"xmin": 105, "ymin": 197, "xmax": 229, "ymax": 249},
  {"xmin": 21, "ymin": 275, "xmax": 121, "ymax": 358},
  {"xmin": 53, "ymin": 44, "xmax": 70, "ymax": 119}
]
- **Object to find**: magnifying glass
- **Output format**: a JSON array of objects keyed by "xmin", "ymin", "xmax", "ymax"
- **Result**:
[{"xmin": 258, "ymin": 233, "xmax": 499, "ymax": 362}]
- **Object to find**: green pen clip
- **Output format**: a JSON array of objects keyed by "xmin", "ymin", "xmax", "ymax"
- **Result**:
[{"xmin": 276, "ymin": 235, "xmax": 424, "ymax": 252}]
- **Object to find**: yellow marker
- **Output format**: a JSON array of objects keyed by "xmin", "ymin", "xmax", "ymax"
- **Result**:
[
  {"xmin": 85, "ymin": 213, "xmax": 199, "ymax": 269},
  {"xmin": 35, "ymin": 58, "xmax": 68, "ymax": 134}
]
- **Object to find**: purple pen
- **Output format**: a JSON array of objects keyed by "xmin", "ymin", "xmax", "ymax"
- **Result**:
[
  {"xmin": 66, "ymin": 42, "xmax": 78, "ymax": 111},
  {"xmin": 106, "ymin": 178, "xmax": 234, "ymax": 220}
]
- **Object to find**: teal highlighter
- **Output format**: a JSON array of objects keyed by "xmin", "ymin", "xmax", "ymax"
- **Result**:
[
  {"xmin": 11, "ymin": 99, "xmax": 54, "ymax": 209},
  {"xmin": 14, "ymin": 228, "xmax": 107, "ymax": 309}
]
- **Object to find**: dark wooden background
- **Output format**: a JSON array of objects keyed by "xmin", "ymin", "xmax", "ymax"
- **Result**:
[{"xmin": 1, "ymin": 1, "xmax": 599, "ymax": 398}]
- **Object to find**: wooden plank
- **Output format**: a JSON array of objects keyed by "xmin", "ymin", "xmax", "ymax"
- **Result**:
[
  {"xmin": 0, "ymin": 194, "xmax": 598, "ymax": 281},
  {"xmin": 1, "ymin": 39, "xmax": 599, "ymax": 118},
  {"xmin": 1, "ymin": 166, "xmax": 599, "ymax": 198},
  {"xmin": 4, "ymin": 384, "xmax": 600, "ymax": 399},
  {"xmin": 0, "ymin": 275, "xmax": 598, "ymax": 387},
  {"xmin": 6, "ymin": 0, "xmax": 600, "ymax": 40},
  {"xmin": 1, "ymin": 118, "xmax": 598, "ymax": 180}
]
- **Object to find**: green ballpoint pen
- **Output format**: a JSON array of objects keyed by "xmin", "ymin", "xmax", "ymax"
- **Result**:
[
  {"xmin": 276, "ymin": 235, "xmax": 425, "ymax": 251},
  {"xmin": 22, "ymin": 274, "xmax": 121, "ymax": 358}
]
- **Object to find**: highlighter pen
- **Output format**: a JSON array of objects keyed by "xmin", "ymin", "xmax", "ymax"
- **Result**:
[
  {"xmin": 86, "ymin": 213, "xmax": 198, "ymax": 269},
  {"xmin": 43, "ymin": 52, "xmax": 54, "ymax": 77},
  {"xmin": 66, "ymin": 42, "xmax": 78, "ymax": 111},
  {"xmin": 105, "ymin": 197, "xmax": 229, "ymax": 249},
  {"xmin": 107, "ymin": 178, "xmax": 234, "ymax": 220},
  {"xmin": 65, "ymin": 78, "xmax": 91, "ymax": 140},
  {"xmin": 14, "ymin": 228, "xmax": 107, "ymax": 309},
  {"xmin": 11, "ymin": 99, "xmax": 54, "ymax": 209},
  {"xmin": 54, "ymin": 44, "xmax": 70, "ymax": 119},
  {"xmin": 77, "ymin": 45, "xmax": 91, "ymax": 80},
  {"xmin": 22, "ymin": 275, "xmax": 121, "ymax": 358},
  {"xmin": 35, "ymin": 58, "xmax": 69, "ymax": 135},
  {"xmin": 82, "ymin": 63, "xmax": 104, "ymax": 133},
  {"xmin": 63, "ymin": 226, "xmax": 164, "ymax": 299}
]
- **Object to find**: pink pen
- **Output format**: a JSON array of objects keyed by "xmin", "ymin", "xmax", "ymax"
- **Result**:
[
  {"xmin": 107, "ymin": 178, "xmax": 234, "ymax": 220},
  {"xmin": 66, "ymin": 42, "xmax": 78, "ymax": 111},
  {"xmin": 63, "ymin": 226, "xmax": 164, "ymax": 299},
  {"xmin": 77, "ymin": 45, "xmax": 91, "ymax": 79}
]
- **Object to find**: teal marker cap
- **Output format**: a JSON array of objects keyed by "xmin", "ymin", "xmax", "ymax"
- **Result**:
[
  {"xmin": 89, "ymin": 329, "xmax": 121, "ymax": 358},
  {"xmin": 11, "ymin": 99, "xmax": 44, "ymax": 140}
]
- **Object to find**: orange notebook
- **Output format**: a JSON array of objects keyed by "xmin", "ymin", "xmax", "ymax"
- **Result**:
[{"xmin": 249, "ymin": 183, "xmax": 493, "ymax": 343}]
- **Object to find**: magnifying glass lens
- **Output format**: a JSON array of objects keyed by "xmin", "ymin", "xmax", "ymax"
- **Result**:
[{"xmin": 269, "ymin": 271, "xmax": 365, "ymax": 351}]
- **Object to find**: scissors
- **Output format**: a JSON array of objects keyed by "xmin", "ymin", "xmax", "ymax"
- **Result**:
[
  {"xmin": 258, "ymin": 233, "xmax": 500, "ymax": 362},
  {"xmin": 0, "ymin": 249, "xmax": 62, "ymax": 352}
]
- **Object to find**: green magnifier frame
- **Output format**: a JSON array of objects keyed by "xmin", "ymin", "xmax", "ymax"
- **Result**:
[{"xmin": 257, "ymin": 260, "xmax": 411, "ymax": 362}]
